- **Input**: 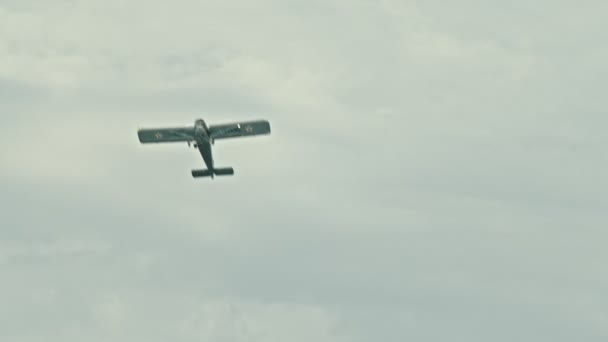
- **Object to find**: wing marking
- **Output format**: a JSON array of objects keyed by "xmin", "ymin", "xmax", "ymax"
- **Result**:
[
  {"xmin": 209, "ymin": 120, "xmax": 271, "ymax": 140},
  {"xmin": 138, "ymin": 126, "xmax": 195, "ymax": 143}
]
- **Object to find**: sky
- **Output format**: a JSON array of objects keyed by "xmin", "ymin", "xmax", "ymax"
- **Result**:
[{"xmin": 1, "ymin": 1, "xmax": 607, "ymax": 341}]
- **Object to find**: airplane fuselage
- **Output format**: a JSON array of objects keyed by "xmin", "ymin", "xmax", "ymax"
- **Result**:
[{"xmin": 194, "ymin": 119, "xmax": 214, "ymax": 170}]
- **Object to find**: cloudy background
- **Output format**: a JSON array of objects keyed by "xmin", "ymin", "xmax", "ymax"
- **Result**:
[{"xmin": 1, "ymin": 1, "xmax": 607, "ymax": 341}]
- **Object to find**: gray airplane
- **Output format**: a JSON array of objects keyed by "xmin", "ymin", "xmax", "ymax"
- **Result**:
[{"xmin": 137, "ymin": 119, "xmax": 271, "ymax": 178}]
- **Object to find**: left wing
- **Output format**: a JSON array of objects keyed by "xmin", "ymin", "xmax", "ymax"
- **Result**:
[
  {"xmin": 208, "ymin": 120, "xmax": 271, "ymax": 140},
  {"xmin": 138, "ymin": 126, "xmax": 195, "ymax": 143}
]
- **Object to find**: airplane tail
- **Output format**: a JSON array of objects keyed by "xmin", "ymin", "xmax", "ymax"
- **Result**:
[
  {"xmin": 213, "ymin": 167, "xmax": 235, "ymax": 176},
  {"xmin": 192, "ymin": 169, "xmax": 214, "ymax": 178},
  {"xmin": 191, "ymin": 168, "xmax": 234, "ymax": 178}
]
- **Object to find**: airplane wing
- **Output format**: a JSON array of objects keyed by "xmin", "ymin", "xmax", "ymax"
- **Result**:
[
  {"xmin": 138, "ymin": 126, "xmax": 195, "ymax": 143},
  {"xmin": 209, "ymin": 120, "xmax": 271, "ymax": 140}
]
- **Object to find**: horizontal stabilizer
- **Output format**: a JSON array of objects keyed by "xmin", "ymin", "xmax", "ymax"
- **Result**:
[
  {"xmin": 191, "ymin": 168, "xmax": 235, "ymax": 178},
  {"xmin": 191, "ymin": 169, "xmax": 214, "ymax": 178},
  {"xmin": 213, "ymin": 167, "xmax": 235, "ymax": 176}
]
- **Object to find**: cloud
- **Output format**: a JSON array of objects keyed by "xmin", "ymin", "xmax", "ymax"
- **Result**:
[{"xmin": 1, "ymin": 1, "xmax": 607, "ymax": 341}]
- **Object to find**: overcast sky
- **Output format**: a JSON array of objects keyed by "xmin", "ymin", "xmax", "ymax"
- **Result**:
[{"xmin": 1, "ymin": 1, "xmax": 607, "ymax": 341}]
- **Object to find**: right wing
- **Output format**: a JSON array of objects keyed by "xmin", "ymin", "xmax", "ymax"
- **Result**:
[
  {"xmin": 208, "ymin": 120, "xmax": 271, "ymax": 140},
  {"xmin": 138, "ymin": 126, "xmax": 195, "ymax": 143}
]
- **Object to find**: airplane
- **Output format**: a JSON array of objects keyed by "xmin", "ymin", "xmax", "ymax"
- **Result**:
[{"xmin": 137, "ymin": 118, "xmax": 271, "ymax": 178}]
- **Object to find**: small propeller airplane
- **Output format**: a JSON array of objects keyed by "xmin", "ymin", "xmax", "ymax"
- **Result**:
[{"xmin": 137, "ymin": 118, "xmax": 271, "ymax": 178}]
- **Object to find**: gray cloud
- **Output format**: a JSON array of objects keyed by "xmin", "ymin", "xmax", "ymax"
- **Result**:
[{"xmin": 1, "ymin": 1, "xmax": 607, "ymax": 341}]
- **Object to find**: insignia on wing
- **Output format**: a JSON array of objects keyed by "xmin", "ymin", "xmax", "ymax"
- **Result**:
[
  {"xmin": 155, "ymin": 132, "xmax": 163, "ymax": 139},
  {"xmin": 245, "ymin": 126, "xmax": 253, "ymax": 133}
]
